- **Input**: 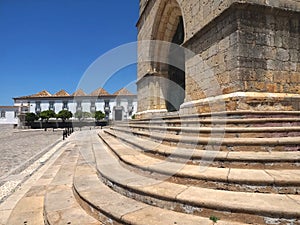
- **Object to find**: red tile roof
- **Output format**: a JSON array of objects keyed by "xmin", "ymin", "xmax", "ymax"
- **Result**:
[
  {"xmin": 113, "ymin": 88, "xmax": 134, "ymax": 96},
  {"xmin": 14, "ymin": 87, "xmax": 136, "ymax": 99},
  {"xmin": 53, "ymin": 90, "xmax": 70, "ymax": 97},
  {"xmin": 30, "ymin": 90, "xmax": 52, "ymax": 97},
  {"xmin": 90, "ymin": 88, "xmax": 110, "ymax": 96},
  {"xmin": 0, "ymin": 106, "xmax": 19, "ymax": 109},
  {"xmin": 72, "ymin": 89, "xmax": 87, "ymax": 96}
]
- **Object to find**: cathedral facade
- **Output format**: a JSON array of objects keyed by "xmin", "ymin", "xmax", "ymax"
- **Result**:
[{"xmin": 136, "ymin": 0, "xmax": 300, "ymax": 118}]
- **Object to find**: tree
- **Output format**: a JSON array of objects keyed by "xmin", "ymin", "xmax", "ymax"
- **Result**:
[
  {"xmin": 74, "ymin": 111, "xmax": 83, "ymax": 121},
  {"xmin": 56, "ymin": 110, "xmax": 72, "ymax": 122},
  {"xmin": 82, "ymin": 111, "xmax": 92, "ymax": 119},
  {"xmin": 25, "ymin": 113, "xmax": 38, "ymax": 124},
  {"xmin": 39, "ymin": 110, "xmax": 56, "ymax": 122},
  {"xmin": 94, "ymin": 110, "xmax": 105, "ymax": 121}
]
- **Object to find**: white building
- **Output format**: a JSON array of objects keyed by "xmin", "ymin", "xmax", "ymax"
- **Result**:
[
  {"xmin": 0, "ymin": 106, "xmax": 19, "ymax": 125},
  {"xmin": 13, "ymin": 88, "xmax": 137, "ymax": 121}
]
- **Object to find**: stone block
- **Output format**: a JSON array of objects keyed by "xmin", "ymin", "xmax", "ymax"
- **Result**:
[{"xmin": 276, "ymin": 48, "xmax": 290, "ymax": 62}]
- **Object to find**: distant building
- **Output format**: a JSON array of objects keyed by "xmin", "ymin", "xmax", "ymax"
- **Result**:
[
  {"xmin": 0, "ymin": 106, "xmax": 18, "ymax": 125},
  {"xmin": 13, "ymin": 88, "xmax": 137, "ymax": 121}
]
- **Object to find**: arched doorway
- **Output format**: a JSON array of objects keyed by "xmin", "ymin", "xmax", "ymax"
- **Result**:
[
  {"xmin": 150, "ymin": 0, "xmax": 186, "ymax": 112},
  {"xmin": 166, "ymin": 16, "xmax": 185, "ymax": 112}
]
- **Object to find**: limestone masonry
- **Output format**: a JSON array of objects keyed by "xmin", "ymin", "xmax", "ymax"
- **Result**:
[{"xmin": 137, "ymin": 0, "xmax": 300, "ymax": 117}]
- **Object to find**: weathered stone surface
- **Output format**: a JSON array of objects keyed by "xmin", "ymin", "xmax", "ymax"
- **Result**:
[
  {"xmin": 176, "ymin": 186, "xmax": 300, "ymax": 218},
  {"xmin": 137, "ymin": 0, "xmax": 300, "ymax": 116}
]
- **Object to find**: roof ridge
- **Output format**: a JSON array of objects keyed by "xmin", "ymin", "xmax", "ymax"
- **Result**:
[
  {"xmin": 90, "ymin": 87, "xmax": 110, "ymax": 96},
  {"xmin": 72, "ymin": 89, "xmax": 87, "ymax": 96},
  {"xmin": 113, "ymin": 88, "xmax": 134, "ymax": 96},
  {"xmin": 53, "ymin": 89, "xmax": 70, "ymax": 97}
]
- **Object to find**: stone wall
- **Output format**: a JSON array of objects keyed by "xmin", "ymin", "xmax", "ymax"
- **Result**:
[
  {"xmin": 137, "ymin": 0, "xmax": 300, "ymax": 116},
  {"xmin": 138, "ymin": 0, "xmax": 300, "ymax": 43},
  {"xmin": 184, "ymin": 4, "xmax": 300, "ymax": 106}
]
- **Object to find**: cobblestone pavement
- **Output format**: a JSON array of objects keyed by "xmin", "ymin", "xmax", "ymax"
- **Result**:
[{"xmin": 0, "ymin": 125, "xmax": 62, "ymax": 178}]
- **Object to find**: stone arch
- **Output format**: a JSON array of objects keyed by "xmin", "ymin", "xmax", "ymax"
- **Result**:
[
  {"xmin": 151, "ymin": 0, "xmax": 185, "ymax": 71},
  {"xmin": 150, "ymin": 0, "xmax": 186, "ymax": 112}
]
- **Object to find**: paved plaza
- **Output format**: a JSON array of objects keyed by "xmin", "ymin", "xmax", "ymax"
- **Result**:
[{"xmin": 0, "ymin": 125, "xmax": 62, "ymax": 180}]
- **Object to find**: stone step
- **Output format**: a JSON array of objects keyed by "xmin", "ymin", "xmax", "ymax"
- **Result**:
[
  {"xmin": 128, "ymin": 117, "xmax": 300, "ymax": 128},
  {"xmin": 44, "ymin": 147, "xmax": 101, "ymax": 225},
  {"xmin": 119, "ymin": 123, "xmax": 300, "ymax": 138},
  {"xmin": 74, "ymin": 156, "xmax": 240, "ymax": 225},
  {"xmin": 93, "ymin": 133, "xmax": 300, "ymax": 223},
  {"xmin": 104, "ymin": 129, "xmax": 300, "ymax": 169},
  {"xmin": 111, "ymin": 126, "xmax": 300, "ymax": 151},
  {"xmin": 100, "ymin": 131, "xmax": 300, "ymax": 194},
  {"xmin": 4, "ymin": 141, "xmax": 75, "ymax": 225},
  {"xmin": 133, "ymin": 111, "xmax": 300, "ymax": 121}
]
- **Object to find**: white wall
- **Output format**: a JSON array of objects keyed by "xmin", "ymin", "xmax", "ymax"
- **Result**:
[
  {"xmin": 54, "ymin": 101, "xmax": 63, "ymax": 113},
  {"xmin": 0, "ymin": 110, "xmax": 17, "ymax": 124},
  {"xmin": 81, "ymin": 101, "xmax": 90, "ymax": 113},
  {"xmin": 95, "ymin": 101, "xmax": 105, "ymax": 112}
]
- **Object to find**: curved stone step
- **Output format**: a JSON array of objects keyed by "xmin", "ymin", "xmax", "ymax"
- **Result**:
[
  {"xmin": 111, "ymin": 126, "xmax": 300, "ymax": 151},
  {"xmin": 119, "ymin": 123, "xmax": 300, "ymax": 138},
  {"xmin": 99, "ymin": 131, "xmax": 300, "ymax": 194},
  {"xmin": 134, "ymin": 111, "xmax": 300, "ymax": 121},
  {"xmin": 94, "ymin": 134, "xmax": 300, "ymax": 223},
  {"xmin": 74, "ymin": 158, "xmax": 240, "ymax": 225},
  {"xmin": 128, "ymin": 117, "xmax": 300, "ymax": 127},
  {"xmin": 44, "ymin": 148, "xmax": 101, "ymax": 225},
  {"xmin": 132, "ymin": 110, "xmax": 300, "ymax": 122},
  {"xmin": 104, "ymin": 129, "xmax": 300, "ymax": 167}
]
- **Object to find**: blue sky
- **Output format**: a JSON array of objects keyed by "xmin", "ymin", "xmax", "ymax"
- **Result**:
[{"xmin": 0, "ymin": 0, "xmax": 139, "ymax": 105}]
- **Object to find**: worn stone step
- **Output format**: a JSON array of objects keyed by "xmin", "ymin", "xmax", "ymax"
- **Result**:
[
  {"xmin": 111, "ymin": 126, "xmax": 300, "ymax": 151},
  {"xmin": 128, "ymin": 117, "xmax": 300, "ymax": 127},
  {"xmin": 44, "ymin": 148, "xmax": 101, "ymax": 225},
  {"xmin": 93, "ymin": 134, "xmax": 300, "ymax": 223},
  {"xmin": 134, "ymin": 111, "xmax": 300, "ymax": 120},
  {"xmin": 4, "ymin": 141, "xmax": 76, "ymax": 225},
  {"xmin": 104, "ymin": 129, "xmax": 300, "ymax": 168},
  {"xmin": 119, "ymin": 123, "xmax": 300, "ymax": 138},
  {"xmin": 100, "ymin": 131, "xmax": 300, "ymax": 194},
  {"xmin": 74, "ymin": 157, "xmax": 241, "ymax": 225}
]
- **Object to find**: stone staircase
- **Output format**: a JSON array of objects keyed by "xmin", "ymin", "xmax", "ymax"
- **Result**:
[{"xmin": 1, "ymin": 111, "xmax": 300, "ymax": 224}]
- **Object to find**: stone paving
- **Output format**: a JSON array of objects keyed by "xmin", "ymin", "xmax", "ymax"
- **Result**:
[
  {"xmin": 0, "ymin": 125, "xmax": 63, "ymax": 203},
  {"xmin": 0, "ymin": 125, "xmax": 62, "ymax": 179}
]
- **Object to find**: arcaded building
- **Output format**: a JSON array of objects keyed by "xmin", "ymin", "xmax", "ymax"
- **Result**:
[{"xmin": 136, "ymin": 0, "xmax": 300, "ymax": 117}]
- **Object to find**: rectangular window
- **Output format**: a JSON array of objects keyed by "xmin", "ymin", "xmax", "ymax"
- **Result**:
[
  {"xmin": 76, "ymin": 101, "xmax": 82, "ymax": 111},
  {"xmin": 128, "ymin": 99, "xmax": 133, "ymax": 106},
  {"xmin": 49, "ymin": 101, "xmax": 55, "ymax": 111},
  {"xmin": 35, "ymin": 102, "xmax": 41, "ymax": 113},
  {"xmin": 90, "ymin": 101, "xmax": 96, "ymax": 113},
  {"xmin": 14, "ymin": 111, "xmax": 18, "ymax": 118},
  {"xmin": 117, "ymin": 100, "xmax": 121, "ymax": 106},
  {"xmin": 104, "ymin": 100, "xmax": 110, "ymax": 114},
  {"xmin": 63, "ymin": 101, "xmax": 68, "ymax": 110},
  {"xmin": 1, "ymin": 110, "xmax": 5, "ymax": 118}
]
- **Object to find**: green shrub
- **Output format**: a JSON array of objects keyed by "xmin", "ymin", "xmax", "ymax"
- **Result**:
[{"xmin": 209, "ymin": 215, "xmax": 220, "ymax": 223}]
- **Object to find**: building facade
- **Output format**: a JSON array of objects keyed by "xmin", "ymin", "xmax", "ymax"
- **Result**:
[
  {"xmin": 14, "ymin": 88, "xmax": 137, "ymax": 121},
  {"xmin": 136, "ymin": 0, "xmax": 300, "ymax": 118},
  {"xmin": 0, "ymin": 106, "xmax": 18, "ymax": 125}
]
